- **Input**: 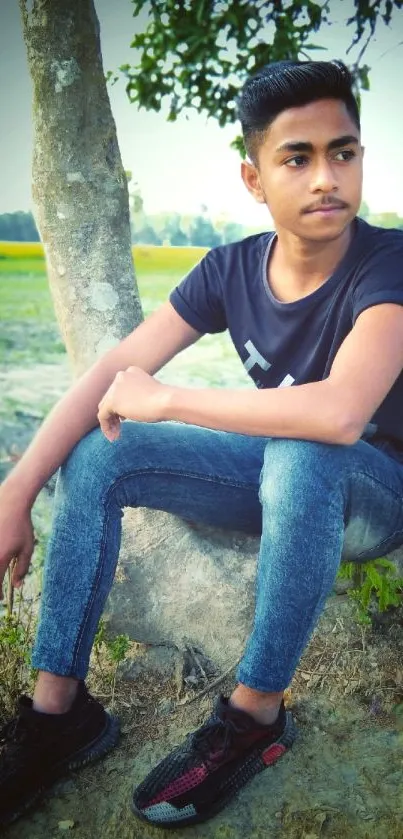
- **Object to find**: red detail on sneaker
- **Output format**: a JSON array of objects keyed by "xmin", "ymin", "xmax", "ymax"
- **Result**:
[
  {"xmin": 261, "ymin": 743, "xmax": 286, "ymax": 765},
  {"xmin": 148, "ymin": 766, "xmax": 208, "ymax": 806}
]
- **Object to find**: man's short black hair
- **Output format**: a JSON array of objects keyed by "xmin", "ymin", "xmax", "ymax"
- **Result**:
[{"xmin": 238, "ymin": 60, "xmax": 360, "ymax": 165}]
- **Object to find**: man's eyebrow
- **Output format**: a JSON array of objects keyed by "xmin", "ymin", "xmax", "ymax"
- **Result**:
[
  {"xmin": 275, "ymin": 135, "xmax": 359, "ymax": 154},
  {"xmin": 327, "ymin": 135, "xmax": 359, "ymax": 151}
]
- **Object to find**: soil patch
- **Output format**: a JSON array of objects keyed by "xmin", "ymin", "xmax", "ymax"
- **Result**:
[{"xmin": 2, "ymin": 600, "xmax": 403, "ymax": 839}]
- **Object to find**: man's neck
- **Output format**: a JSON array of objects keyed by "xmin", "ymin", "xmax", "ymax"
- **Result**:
[{"xmin": 268, "ymin": 223, "xmax": 354, "ymax": 303}]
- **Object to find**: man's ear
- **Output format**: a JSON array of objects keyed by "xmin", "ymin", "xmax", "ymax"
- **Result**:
[{"xmin": 241, "ymin": 159, "xmax": 266, "ymax": 204}]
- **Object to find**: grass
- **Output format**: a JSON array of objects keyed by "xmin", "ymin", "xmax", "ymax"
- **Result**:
[
  {"xmin": 0, "ymin": 272, "xmax": 56, "ymax": 322},
  {"xmin": 0, "ymin": 254, "xmax": 246, "ymax": 381},
  {"xmin": 0, "ymin": 266, "xmax": 185, "ymax": 321},
  {"xmin": 0, "ymin": 255, "xmax": 195, "ymax": 367},
  {"xmin": 0, "ymin": 243, "xmax": 207, "ymax": 273},
  {"xmin": 0, "ymin": 243, "xmax": 208, "ymax": 322}
]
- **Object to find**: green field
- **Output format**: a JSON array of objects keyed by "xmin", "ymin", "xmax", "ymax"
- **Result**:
[
  {"xmin": 0, "ymin": 252, "xmax": 250, "ymax": 488},
  {"xmin": 0, "ymin": 254, "xmax": 250, "ymax": 389},
  {"xmin": 0, "ymin": 259, "xmax": 190, "ymax": 367},
  {"xmin": 0, "ymin": 258, "xmax": 188, "ymax": 320}
]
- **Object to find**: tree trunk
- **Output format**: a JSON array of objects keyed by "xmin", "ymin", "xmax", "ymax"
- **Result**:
[{"xmin": 19, "ymin": 0, "xmax": 143, "ymax": 377}]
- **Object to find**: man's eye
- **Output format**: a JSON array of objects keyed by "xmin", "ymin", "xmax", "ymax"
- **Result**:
[
  {"xmin": 286, "ymin": 156, "xmax": 307, "ymax": 167},
  {"xmin": 334, "ymin": 149, "xmax": 356, "ymax": 161}
]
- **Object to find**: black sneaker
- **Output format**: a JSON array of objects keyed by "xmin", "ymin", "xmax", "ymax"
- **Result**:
[
  {"xmin": 0, "ymin": 681, "xmax": 120, "ymax": 827},
  {"xmin": 132, "ymin": 695, "xmax": 297, "ymax": 828}
]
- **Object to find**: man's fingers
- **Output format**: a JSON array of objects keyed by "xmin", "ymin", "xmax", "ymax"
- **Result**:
[
  {"xmin": 12, "ymin": 551, "xmax": 32, "ymax": 589},
  {"xmin": 0, "ymin": 557, "xmax": 15, "ymax": 600},
  {"xmin": 106, "ymin": 416, "xmax": 121, "ymax": 442},
  {"xmin": 0, "ymin": 551, "xmax": 30, "ymax": 600},
  {"xmin": 98, "ymin": 409, "xmax": 121, "ymax": 442}
]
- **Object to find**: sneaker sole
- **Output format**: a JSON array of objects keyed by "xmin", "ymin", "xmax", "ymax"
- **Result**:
[
  {"xmin": 132, "ymin": 710, "xmax": 297, "ymax": 829},
  {"xmin": 0, "ymin": 711, "xmax": 120, "ymax": 828}
]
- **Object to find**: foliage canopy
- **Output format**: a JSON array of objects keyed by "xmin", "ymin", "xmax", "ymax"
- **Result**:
[{"xmin": 118, "ymin": 0, "xmax": 402, "ymax": 150}]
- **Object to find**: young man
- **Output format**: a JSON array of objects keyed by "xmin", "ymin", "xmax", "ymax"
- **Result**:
[{"xmin": 1, "ymin": 59, "xmax": 403, "ymax": 829}]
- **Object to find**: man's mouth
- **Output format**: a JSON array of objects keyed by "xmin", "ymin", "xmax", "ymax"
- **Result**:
[{"xmin": 302, "ymin": 200, "xmax": 349, "ymax": 214}]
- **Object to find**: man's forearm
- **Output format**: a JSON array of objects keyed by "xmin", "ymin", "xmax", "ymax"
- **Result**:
[
  {"xmin": 162, "ymin": 378, "xmax": 361, "ymax": 445},
  {"xmin": 4, "ymin": 354, "xmax": 122, "ymax": 507},
  {"xmin": 3, "ymin": 303, "xmax": 201, "ymax": 508}
]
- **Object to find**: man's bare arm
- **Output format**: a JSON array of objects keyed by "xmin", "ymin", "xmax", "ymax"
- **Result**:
[
  {"xmin": 4, "ymin": 302, "xmax": 201, "ymax": 508},
  {"xmin": 97, "ymin": 303, "xmax": 403, "ymax": 447},
  {"xmin": 159, "ymin": 304, "xmax": 403, "ymax": 443}
]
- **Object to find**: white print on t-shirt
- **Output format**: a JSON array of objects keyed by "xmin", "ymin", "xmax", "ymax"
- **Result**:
[{"xmin": 243, "ymin": 339, "xmax": 295, "ymax": 388}]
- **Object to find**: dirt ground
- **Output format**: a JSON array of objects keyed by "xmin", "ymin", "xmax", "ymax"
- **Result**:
[{"xmin": 2, "ymin": 594, "xmax": 403, "ymax": 839}]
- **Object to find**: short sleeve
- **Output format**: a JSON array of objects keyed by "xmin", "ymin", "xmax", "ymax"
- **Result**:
[
  {"xmin": 352, "ymin": 237, "xmax": 403, "ymax": 324},
  {"xmin": 169, "ymin": 251, "xmax": 227, "ymax": 334}
]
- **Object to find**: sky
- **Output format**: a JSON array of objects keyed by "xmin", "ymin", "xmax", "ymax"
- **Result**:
[{"xmin": 1, "ymin": 0, "xmax": 403, "ymax": 227}]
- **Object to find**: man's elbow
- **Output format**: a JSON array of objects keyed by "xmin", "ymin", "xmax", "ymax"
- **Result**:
[
  {"xmin": 334, "ymin": 413, "xmax": 365, "ymax": 446},
  {"xmin": 322, "ymin": 383, "xmax": 366, "ymax": 446}
]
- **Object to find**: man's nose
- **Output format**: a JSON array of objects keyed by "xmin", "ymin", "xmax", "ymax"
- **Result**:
[{"xmin": 310, "ymin": 158, "xmax": 338, "ymax": 192}]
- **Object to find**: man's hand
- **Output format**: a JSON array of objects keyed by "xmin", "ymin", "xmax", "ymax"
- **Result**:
[
  {"xmin": 97, "ymin": 366, "xmax": 170, "ymax": 442},
  {"xmin": 0, "ymin": 485, "xmax": 36, "ymax": 600}
]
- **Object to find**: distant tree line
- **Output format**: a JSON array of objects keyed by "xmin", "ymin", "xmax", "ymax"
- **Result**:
[
  {"xmin": 131, "ymin": 209, "xmax": 245, "ymax": 248},
  {"xmin": 127, "ymin": 183, "xmax": 246, "ymax": 247},
  {"xmin": 358, "ymin": 202, "xmax": 403, "ymax": 230},
  {"xmin": 0, "ymin": 211, "xmax": 40, "ymax": 242},
  {"xmin": 0, "ymin": 207, "xmax": 245, "ymax": 248},
  {"xmin": 1, "ymin": 204, "xmax": 403, "ymax": 247}
]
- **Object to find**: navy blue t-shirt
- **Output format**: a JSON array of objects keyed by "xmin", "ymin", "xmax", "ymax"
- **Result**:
[{"xmin": 170, "ymin": 218, "xmax": 403, "ymax": 450}]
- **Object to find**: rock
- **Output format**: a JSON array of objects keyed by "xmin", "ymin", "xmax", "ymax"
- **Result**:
[
  {"xmin": 105, "ymin": 508, "xmax": 258, "ymax": 670},
  {"xmin": 331, "ymin": 576, "xmax": 354, "ymax": 595},
  {"xmin": 105, "ymin": 508, "xmax": 403, "ymax": 676},
  {"xmin": 157, "ymin": 697, "xmax": 175, "ymax": 716},
  {"xmin": 387, "ymin": 544, "xmax": 403, "ymax": 576},
  {"xmin": 118, "ymin": 643, "xmax": 183, "ymax": 688}
]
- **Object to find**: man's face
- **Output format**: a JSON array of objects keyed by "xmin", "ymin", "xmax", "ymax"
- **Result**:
[{"xmin": 242, "ymin": 98, "xmax": 363, "ymax": 242}]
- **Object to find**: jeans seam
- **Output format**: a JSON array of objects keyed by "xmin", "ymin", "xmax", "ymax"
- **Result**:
[
  {"xmin": 349, "ymin": 466, "xmax": 403, "ymax": 501},
  {"xmin": 107, "ymin": 466, "xmax": 258, "ymax": 492},
  {"xmin": 345, "ymin": 467, "xmax": 403, "ymax": 560},
  {"xmin": 70, "ymin": 467, "xmax": 259, "ymax": 671},
  {"xmin": 354, "ymin": 527, "xmax": 403, "ymax": 560},
  {"xmin": 71, "ymin": 494, "xmax": 115, "ymax": 673}
]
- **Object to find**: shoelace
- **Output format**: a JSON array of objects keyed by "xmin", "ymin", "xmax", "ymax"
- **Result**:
[{"xmin": 189, "ymin": 715, "xmax": 247, "ymax": 764}]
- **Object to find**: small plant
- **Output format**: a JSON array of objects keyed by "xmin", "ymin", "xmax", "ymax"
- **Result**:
[
  {"xmin": 337, "ymin": 557, "xmax": 403, "ymax": 625},
  {"xmin": 93, "ymin": 618, "xmax": 130, "ymax": 709},
  {"xmin": 0, "ymin": 565, "xmax": 37, "ymax": 724}
]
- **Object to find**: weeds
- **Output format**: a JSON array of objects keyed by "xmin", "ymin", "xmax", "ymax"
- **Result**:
[
  {"xmin": 0, "ymin": 567, "xmax": 37, "ymax": 725},
  {"xmin": 92, "ymin": 618, "xmax": 131, "ymax": 710},
  {"xmin": 0, "ymin": 583, "xmax": 131, "ymax": 724},
  {"xmin": 337, "ymin": 557, "xmax": 403, "ymax": 625},
  {"xmin": 1, "ymin": 553, "xmax": 400, "ymax": 725}
]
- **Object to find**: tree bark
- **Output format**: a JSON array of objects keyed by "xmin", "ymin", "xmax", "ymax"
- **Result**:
[{"xmin": 20, "ymin": 0, "xmax": 143, "ymax": 377}]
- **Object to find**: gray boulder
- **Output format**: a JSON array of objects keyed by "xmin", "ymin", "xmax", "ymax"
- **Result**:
[
  {"xmin": 105, "ymin": 507, "xmax": 403, "ymax": 674},
  {"xmin": 106, "ymin": 507, "xmax": 258, "ymax": 669}
]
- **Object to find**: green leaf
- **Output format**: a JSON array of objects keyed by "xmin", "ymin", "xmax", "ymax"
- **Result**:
[
  {"xmin": 361, "ymin": 576, "xmax": 375, "ymax": 611},
  {"xmin": 107, "ymin": 634, "xmax": 130, "ymax": 664},
  {"xmin": 337, "ymin": 561, "xmax": 354, "ymax": 580},
  {"xmin": 373, "ymin": 557, "xmax": 396, "ymax": 571},
  {"xmin": 123, "ymin": 0, "xmax": 402, "ymax": 129},
  {"xmin": 230, "ymin": 135, "xmax": 247, "ymax": 159},
  {"xmin": 303, "ymin": 43, "xmax": 328, "ymax": 51}
]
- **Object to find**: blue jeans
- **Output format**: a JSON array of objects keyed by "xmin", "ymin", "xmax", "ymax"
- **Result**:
[{"xmin": 32, "ymin": 421, "xmax": 403, "ymax": 691}]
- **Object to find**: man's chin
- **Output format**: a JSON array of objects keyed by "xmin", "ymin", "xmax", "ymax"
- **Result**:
[{"xmin": 295, "ymin": 215, "xmax": 355, "ymax": 243}]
